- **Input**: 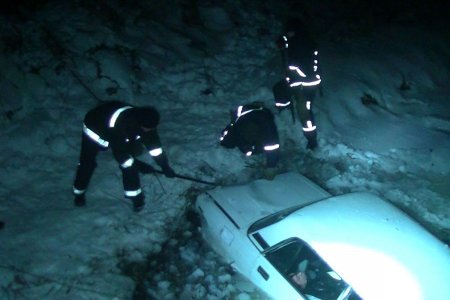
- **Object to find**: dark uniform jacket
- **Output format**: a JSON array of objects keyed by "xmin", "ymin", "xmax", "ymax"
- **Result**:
[
  {"xmin": 220, "ymin": 103, "xmax": 280, "ymax": 168},
  {"xmin": 278, "ymin": 27, "xmax": 321, "ymax": 89},
  {"xmin": 83, "ymin": 101, "xmax": 170, "ymax": 169}
]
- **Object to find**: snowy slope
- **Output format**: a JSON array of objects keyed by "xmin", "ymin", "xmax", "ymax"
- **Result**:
[{"xmin": 0, "ymin": 1, "xmax": 448, "ymax": 299}]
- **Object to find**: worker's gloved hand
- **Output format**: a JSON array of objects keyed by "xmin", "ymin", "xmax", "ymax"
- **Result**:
[
  {"xmin": 135, "ymin": 160, "xmax": 155, "ymax": 174},
  {"xmin": 162, "ymin": 166, "xmax": 176, "ymax": 178}
]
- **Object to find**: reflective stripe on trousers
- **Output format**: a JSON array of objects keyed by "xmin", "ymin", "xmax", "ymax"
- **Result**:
[{"xmin": 124, "ymin": 188, "xmax": 142, "ymax": 197}]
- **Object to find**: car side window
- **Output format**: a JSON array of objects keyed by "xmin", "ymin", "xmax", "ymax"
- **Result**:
[{"xmin": 264, "ymin": 238, "xmax": 361, "ymax": 300}]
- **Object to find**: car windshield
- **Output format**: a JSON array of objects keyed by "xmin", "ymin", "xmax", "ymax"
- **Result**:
[
  {"xmin": 264, "ymin": 238, "xmax": 361, "ymax": 300},
  {"xmin": 248, "ymin": 200, "xmax": 321, "ymax": 234}
]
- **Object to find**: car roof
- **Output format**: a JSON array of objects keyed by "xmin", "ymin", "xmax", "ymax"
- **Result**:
[
  {"xmin": 260, "ymin": 192, "xmax": 450, "ymax": 300},
  {"xmin": 207, "ymin": 172, "xmax": 331, "ymax": 229}
]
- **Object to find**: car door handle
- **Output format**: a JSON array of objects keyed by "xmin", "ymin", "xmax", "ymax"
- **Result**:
[{"xmin": 257, "ymin": 266, "xmax": 269, "ymax": 280}]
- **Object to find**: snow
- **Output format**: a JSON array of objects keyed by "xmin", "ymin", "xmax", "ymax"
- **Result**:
[{"xmin": 0, "ymin": 1, "xmax": 449, "ymax": 299}]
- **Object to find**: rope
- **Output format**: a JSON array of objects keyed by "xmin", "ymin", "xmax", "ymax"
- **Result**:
[{"xmin": 153, "ymin": 173, "xmax": 166, "ymax": 194}]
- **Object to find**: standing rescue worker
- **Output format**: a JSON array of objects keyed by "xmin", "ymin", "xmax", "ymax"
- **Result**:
[
  {"xmin": 274, "ymin": 18, "xmax": 321, "ymax": 150},
  {"xmin": 72, "ymin": 101, "xmax": 175, "ymax": 212},
  {"xmin": 219, "ymin": 102, "xmax": 280, "ymax": 171}
]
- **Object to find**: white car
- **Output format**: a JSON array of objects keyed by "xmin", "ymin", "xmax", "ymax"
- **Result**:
[{"xmin": 195, "ymin": 172, "xmax": 450, "ymax": 300}]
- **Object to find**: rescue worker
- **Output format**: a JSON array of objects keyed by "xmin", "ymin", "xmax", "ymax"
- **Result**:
[
  {"xmin": 72, "ymin": 101, "xmax": 175, "ymax": 212},
  {"xmin": 274, "ymin": 18, "xmax": 321, "ymax": 150},
  {"xmin": 219, "ymin": 102, "xmax": 280, "ymax": 173}
]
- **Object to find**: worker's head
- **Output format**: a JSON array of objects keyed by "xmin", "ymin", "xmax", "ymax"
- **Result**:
[
  {"xmin": 285, "ymin": 18, "xmax": 309, "ymax": 37},
  {"xmin": 285, "ymin": 18, "xmax": 301, "ymax": 33},
  {"xmin": 136, "ymin": 106, "xmax": 160, "ymax": 129}
]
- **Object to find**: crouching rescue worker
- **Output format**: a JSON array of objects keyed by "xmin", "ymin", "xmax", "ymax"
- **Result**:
[
  {"xmin": 72, "ymin": 101, "xmax": 175, "ymax": 212},
  {"xmin": 219, "ymin": 102, "xmax": 280, "ymax": 178},
  {"xmin": 274, "ymin": 18, "xmax": 321, "ymax": 150}
]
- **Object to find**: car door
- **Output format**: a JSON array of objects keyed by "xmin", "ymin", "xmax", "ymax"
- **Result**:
[
  {"xmin": 250, "ymin": 235, "xmax": 360, "ymax": 300},
  {"xmin": 249, "ymin": 253, "xmax": 305, "ymax": 300},
  {"xmin": 245, "ymin": 233, "xmax": 306, "ymax": 299}
]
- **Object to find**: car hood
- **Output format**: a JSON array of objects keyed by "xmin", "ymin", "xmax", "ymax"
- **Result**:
[
  {"xmin": 206, "ymin": 172, "xmax": 331, "ymax": 229},
  {"xmin": 261, "ymin": 192, "xmax": 450, "ymax": 300}
]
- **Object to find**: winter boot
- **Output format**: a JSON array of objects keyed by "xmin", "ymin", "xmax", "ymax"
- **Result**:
[
  {"xmin": 132, "ymin": 194, "xmax": 145, "ymax": 212},
  {"xmin": 74, "ymin": 194, "xmax": 86, "ymax": 207},
  {"xmin": 306, "ymin": 138, "xmax": 318, "ymax": 150},
  {"xmin": 305, "ymin": 131, "xmax": 318, "ymax": 150}
]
